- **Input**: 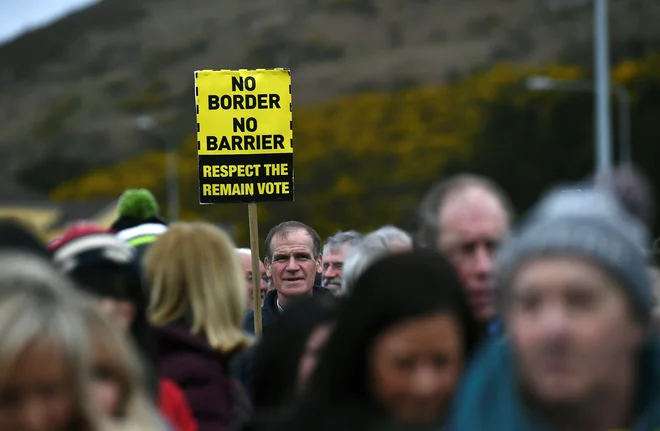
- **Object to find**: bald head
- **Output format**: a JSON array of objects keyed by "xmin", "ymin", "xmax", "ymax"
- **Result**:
[
  {"xmin": 438, "ymin": 186, "xmax": 509, "ymax": 242},
  {"xmin": 417, "ymin": 175, "xmax": 511, "ymax": 322},
  {"xmin": 417, "ymin": 175, "xmax": 511, "ymax": 248},
  {"xmin": 237, "ymin": 250, "xmax": 268, "ymax": 310}
]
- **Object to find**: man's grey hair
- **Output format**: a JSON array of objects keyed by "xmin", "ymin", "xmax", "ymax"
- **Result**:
[
  {"xmin": 236, "ymin": 248, "xmax": 252, "ymax": 256},
  {"xmin": 362, "ymin": 225, "xmax": 412, "ymax": 250},
  {"xmin": 265, "ymin": 221, "xmax": 321, "ymax": 261},
  {"xmin": 416, "ymin": 174, "xmax": 512, "ymax": 249},
  {"xmin": 340, "ymin": 225, "xmax": 412, "ymax": 295},
  {"xmin": 323, "ymin": 230, "xmax": 364, "ymax": 255}
]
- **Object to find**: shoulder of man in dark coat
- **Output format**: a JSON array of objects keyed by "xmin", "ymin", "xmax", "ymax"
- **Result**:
[
  {"xmin": 312, "ymin": 285, "xmax": 333, "ymax": 296},
  {"xmin": 229, "ymin": 343, "xmax": 259, "ymax": 402},
  {"xmin": 243, "ymin": 285, "xmax": 333, "ymax": 335},
  {"xmin": 243, "ymin": 289, "xmax": 279, "ymax": 334}
]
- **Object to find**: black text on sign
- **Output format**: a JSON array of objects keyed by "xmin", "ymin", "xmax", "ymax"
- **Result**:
[{"xmin": 195, "ymin": 69, "xmax": 294, "ymax": 204}]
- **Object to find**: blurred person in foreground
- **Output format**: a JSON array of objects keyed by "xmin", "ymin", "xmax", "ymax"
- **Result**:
[
  {"xmin": 592, "ymin": 164, "xmax": 655, "ymax": 228},
  {"xmin": 237, "ymin": 248, "xmax": 269, "ymax": 310},
  {"xmin": 0, "ymin": 217, "xmax": 51, "ymax": 257},
  {"xmin": 0, "ymin": 252, "xmax": 171, "ymax": 431},
  {"xmin": 650, "ymin": 238, "xmax": 660, "ymax": 327},
  {"xmin": 416, "ymin": 174, "xmax": 512, "ymax": 336},
  {"xmin": 243, "ymin": 221, "xmax": 333, "ymax": 335},
  {"xmin": 0, "ymin": 252, "xmax": 100, "ymax": 431},
  {"xmin": 591, "ymin": 166, "xmax": 660, "ymax": 329},
  {"xmin": 340, "ymin": 225, "xmax": 412, "ymax": 295},
  {"xmin": 321, "ymin": 230, "xmax": 363, "ymax": 293},
  {"xmin": 651, "ymin": 263, "xmax": 660, "ymax": 328},
  {"xmin": 284, "ymin": 250, "xmax": 479, "ymax": 430},
  {"xmin": 78, "ymin": 303, "xmax": 172, "ymax": 430},
  {"xmin": 239, "ymin": 295, "xmax": 340, "ymax": 429},
  {"xmin": 49, "ymin": 222, "xmax": 197, "ymax": 431},
  {"xmin": 50, "ymin": 223, "xmax": 150, "ymax": 353},
  {"xmin": 449, "ymin": 186, "xmax": 660, "ymax": 430},
  {"xmin": 144, "ymin": 222, "xmax": 252, "ymax": 431}
]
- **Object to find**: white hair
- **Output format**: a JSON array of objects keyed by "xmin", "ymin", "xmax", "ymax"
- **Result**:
[
  {"xmin": 362, "ymin": 225, "xmax": 412, "ymax": 250},
  {"xmin": 340, "ymin": 225, "xmax": 412, "ymax": 295},
  {"xmin": 323, "ymin": 230, "xmax": 364, "ymax": 256},
  {"xmin": 236, "ymin": 248, "xmax": 253, "ymax": 257}
]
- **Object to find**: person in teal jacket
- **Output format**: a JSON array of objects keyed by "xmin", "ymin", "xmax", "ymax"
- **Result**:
[{"xmin": 449, "ymin": 186, "xmax": 660, "ymax": 431}]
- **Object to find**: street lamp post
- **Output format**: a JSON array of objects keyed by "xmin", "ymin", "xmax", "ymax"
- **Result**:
[
  {"xmin": 525, "ymin": 76, "xmax": 631, "ymax": 166},
  {"xmin": 613, "ymin": 85, "xmax": 631, "ymax": 166},
  {"xmin": 594, "ymin": 0, "xmax": 612, "ymax": 174},
  {"xmin": 135, "ymin": 115, "xmax": 180, "ymax": 221}
]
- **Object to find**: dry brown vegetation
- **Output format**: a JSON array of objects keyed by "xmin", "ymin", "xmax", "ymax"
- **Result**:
[{"xmin": 0, "ymin": 0, "xmax": 659, "ymax": 194}]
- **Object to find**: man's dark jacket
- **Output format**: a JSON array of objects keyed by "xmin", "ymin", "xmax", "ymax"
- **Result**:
[{"xmin": 243, "ymin": 285, "xmax": 332, "ymax": 335}]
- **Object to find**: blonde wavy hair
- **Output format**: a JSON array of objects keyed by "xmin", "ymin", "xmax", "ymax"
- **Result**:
[{"xmin": 144, "ymin": 222, "xmax": 252, "ymax": 353}]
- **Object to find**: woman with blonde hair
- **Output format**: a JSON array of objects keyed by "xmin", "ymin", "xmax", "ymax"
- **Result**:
[
  {"xmin": 0, "ymin": 252, "xmax": 99, "ymax": 431},
  {"xmin": 144, "ymin": 222, "xmax": 252, "ymax": 431}
]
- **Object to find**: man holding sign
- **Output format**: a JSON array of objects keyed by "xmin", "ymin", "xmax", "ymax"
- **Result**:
[
  {"xmin": 196, "ymin": 68, "xmax": 295, "ymax": 335},
  {"xmin": 243, "ymin": 221, "xmax": 333, "ymax": 334}
]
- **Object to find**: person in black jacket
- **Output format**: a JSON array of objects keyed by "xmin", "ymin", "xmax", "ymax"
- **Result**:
[{"xmin": 244, "ymin": 221, "xmax": 333, "ymax": 335}]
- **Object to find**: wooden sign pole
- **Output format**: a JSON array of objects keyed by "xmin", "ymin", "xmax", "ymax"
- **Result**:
[{"xmin": 248, "ymin": 203, "xmax": 263, "ymax": 335}]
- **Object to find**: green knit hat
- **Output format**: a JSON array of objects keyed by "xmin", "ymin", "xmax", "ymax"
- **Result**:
[{"xmin": 117, "ymin": 189, "xmax": 160, "ymax": 219}]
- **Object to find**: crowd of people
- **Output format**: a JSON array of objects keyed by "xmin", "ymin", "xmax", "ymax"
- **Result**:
[{"xmin": 0, "ymin": 167, "xmax": 659, "ymax": 431}]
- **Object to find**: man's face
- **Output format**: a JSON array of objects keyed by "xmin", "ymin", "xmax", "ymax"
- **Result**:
[
  {"xmin": 266, "ymin": 228, "xmax": 321, "ymax": 305},
  {"xmin": 508, "ymin": 257, "xmax": 643, "ymax": 406},
  {"xmin": 437, "ymin": 187, "xmax": 509, "ymax": 322},
  {"xmin": 322, "ymin": 243, "xmax": 352, "ymax": 293},
  {"xmin": 239, "ymin": 253, "xmax": 268, "ymax": 310}
]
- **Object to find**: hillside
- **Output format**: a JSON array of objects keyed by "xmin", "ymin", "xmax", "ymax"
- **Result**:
[{"xmin": 0, "ymin": 0, "xmax": 659, "ymax": 196}]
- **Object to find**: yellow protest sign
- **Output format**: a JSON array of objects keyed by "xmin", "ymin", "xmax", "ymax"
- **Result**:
[{"xmin": 194, "ymin": 69, "xmax": 294, "ymax": 204}]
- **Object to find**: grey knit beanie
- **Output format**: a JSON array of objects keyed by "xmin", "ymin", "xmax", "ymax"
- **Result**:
[{"xmin": 497, "ymin": 187, "xmax": 653, "ymax": 321}]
